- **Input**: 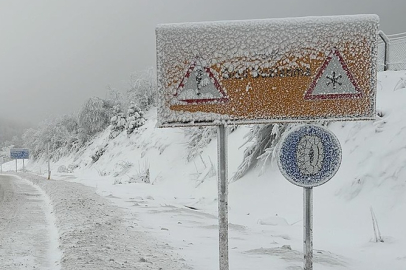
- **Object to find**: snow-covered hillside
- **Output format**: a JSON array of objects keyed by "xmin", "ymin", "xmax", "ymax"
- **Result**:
[{"xmin": 4, "ymin": 70, "xmax": 406, "ymax": 270}]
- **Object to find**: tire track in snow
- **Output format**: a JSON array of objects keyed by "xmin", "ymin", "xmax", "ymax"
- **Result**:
[{"xmin": 28, "ymin": 176, "xmax": 63, "ymax": 270}]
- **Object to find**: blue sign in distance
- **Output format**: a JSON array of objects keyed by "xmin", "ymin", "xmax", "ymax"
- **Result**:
[
  {"xmin": 277, "ymin": 125, "xmax": 342, "ymax": 188},
  {"xmin": 10, "ymin": 148, "xmax": 30, "ymax": 159}
]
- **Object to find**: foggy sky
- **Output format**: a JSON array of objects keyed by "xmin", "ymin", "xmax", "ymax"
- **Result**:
[{"xmin": 1, "ymin": 0, "xmax": 405, "ymax": 125}]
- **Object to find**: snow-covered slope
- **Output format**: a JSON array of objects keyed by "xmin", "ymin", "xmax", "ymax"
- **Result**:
[{"xmin": 5, "ymin": 70, "xmax": 406, "ymax": 270}]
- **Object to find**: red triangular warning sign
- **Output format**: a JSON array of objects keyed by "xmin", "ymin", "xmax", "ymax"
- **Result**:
[
  {"xmin": 304, "ymin": 49, "xmax": 363, "ymax": 100},
  {"xmin": 174, "ymin": 59, "xmax": 229, "ymax": 104}
]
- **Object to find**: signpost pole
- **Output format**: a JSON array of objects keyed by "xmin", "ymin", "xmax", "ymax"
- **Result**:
[
  {"xmin": 47, "ymin": 143, "xmax": 51, "ymax": 180},
  {"xmin": 217, "ymin": 124, "xmax": 229, "ymax": 270},
  {"xmin": 304, "ymin": 187, "xmax": 313, "ymax": 270}
]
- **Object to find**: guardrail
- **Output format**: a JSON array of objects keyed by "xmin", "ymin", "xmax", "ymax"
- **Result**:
[{"xmin": 378, "ymin": 31, "xmax": 406, "ymax": 71}]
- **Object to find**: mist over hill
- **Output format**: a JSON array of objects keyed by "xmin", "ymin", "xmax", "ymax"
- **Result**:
[{"xmin": 0, "ymin": 118, "xmax": 31, "ymax": 148}]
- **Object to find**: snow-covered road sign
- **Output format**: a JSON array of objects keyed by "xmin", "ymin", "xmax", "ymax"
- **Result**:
[
  {"xmin": 304, "ymin": 49, "xmax": 363, "ymax": 100},
  {"xmin": 156, "ymin": 14, "xmax": 379, "ymax": 127},
  {"xmin": 277, "ymin": 125, "xmax": 342, "ymax": 188},
  {"xmin": 175, "ymin": 58, "xmax": 228, "ymax": 103},
  {"xmin": 10, "ymin": 148, "xmax": 29, "ymax": 159}
]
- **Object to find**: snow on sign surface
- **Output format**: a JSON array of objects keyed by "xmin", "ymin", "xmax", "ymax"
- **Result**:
[
  {"xmin": 277, "ymin": 125, "xmax": 342, "ymax": 188},
  {"xmin": 304, "ymin": 49, "xmax": 363, "ymax": 100},
  {"xmin": 156, "ymin": 15, "xmax": 379, "ymax": 127},
  {"xmin": 175, "ymin": 58, "xmax": 228, "ymax": 103}
]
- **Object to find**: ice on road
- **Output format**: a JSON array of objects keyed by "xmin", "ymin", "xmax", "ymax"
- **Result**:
[
  {"xmin": 0, "ymin": 174, "xmax": 60, "ymax": 269},
  {"xmin": 0, "ymin": 173, "xmax": 190, "ymax": 270}
]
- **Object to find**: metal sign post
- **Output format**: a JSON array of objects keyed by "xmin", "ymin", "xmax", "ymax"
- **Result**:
[
  {"xmin": 304, "ymin": 187, "xmax": 313, "ymax": 270},
  {"xmin": 47, "ymin": 143, "xmax": 51, "ymax": 180},
  {"xmin": 217, "ymin": 124, "xmax": 229, "ymax": 270}
]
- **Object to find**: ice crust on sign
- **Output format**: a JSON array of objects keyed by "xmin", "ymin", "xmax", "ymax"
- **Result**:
[
  {"xmin": 313, "ymin": 55, "xmax": 358, "ymax": 94},
  {"xmin": 305, "ymin": 49, "xmax": 363, "ymax": 99},
  {"xmin": 176, "ymin": 63, "xmax": 224, "ymax": 101},
  {"xmin": 156, "ymin": 15, "xmax": 379, "ymax": 127},
  {"xmin": 277, "ymin": 125, "xmax": 342, "ymax": 188}
]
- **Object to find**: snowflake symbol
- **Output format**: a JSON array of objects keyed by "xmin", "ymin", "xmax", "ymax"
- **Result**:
[{"xmin": 326, "ymin": 71, "xmax": 342, "ymax": 90}]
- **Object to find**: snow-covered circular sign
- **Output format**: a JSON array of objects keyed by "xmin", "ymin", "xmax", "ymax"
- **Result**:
[{"xmin": 277, "ymin": 125, "xmax": 342, "ymax": 188}]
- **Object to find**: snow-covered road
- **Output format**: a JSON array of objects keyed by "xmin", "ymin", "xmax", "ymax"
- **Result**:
[
  {"xmin": 0, "ymin": 174, "xmax": 60, "ymax": 269},
  {"xmin": 0, "ymin": 173, "xmax": 191, "ymax": 270}
]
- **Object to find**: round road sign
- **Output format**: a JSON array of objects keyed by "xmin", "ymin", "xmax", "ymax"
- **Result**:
[{"xmin": 277, "ymin": 124, "xmax": 342, "ymax": 188}]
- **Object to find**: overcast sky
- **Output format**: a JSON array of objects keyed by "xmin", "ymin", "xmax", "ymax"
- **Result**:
[{"xmin": 1, "ymin": 0, "xmax": 405, "ymax": 125}]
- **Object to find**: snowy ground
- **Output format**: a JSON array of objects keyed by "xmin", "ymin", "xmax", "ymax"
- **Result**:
[
  {"xmin": 0, "ymin": 173, "xmax": 191, "ymax": 270},
  {"xmin": 0, "ymin": 174, "xmax": 60, "ymax": 269},
  {"xmin": 2, "ymin": 70, "xmax": 406, "ymax": 269}
]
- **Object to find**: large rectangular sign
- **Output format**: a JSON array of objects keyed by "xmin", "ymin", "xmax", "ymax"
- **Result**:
[
  {"xmin": 156, "ymin": 15, "xmax": 379, "ymax": 127},
  {"xmin": 10, "ymin": 148, "xmax": 29, "ymax": 159}
]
